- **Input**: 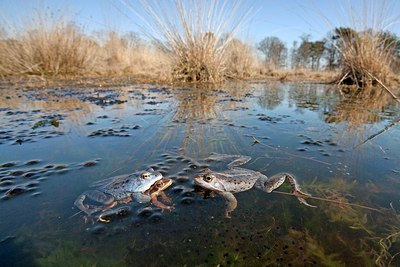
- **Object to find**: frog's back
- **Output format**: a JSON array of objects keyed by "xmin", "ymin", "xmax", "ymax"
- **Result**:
[
  {"xmin": 219, "ymin": 168, "xmax": 264, "ymax": 193},
  {"xmin": 102, "ymin": 174, "xmax": 142, "ymax": 198}
]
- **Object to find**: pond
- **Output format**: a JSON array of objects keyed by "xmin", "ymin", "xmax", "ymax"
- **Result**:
[{"xmin": 0, "ymin": 82, "xmax": 399, "ymax": 266}]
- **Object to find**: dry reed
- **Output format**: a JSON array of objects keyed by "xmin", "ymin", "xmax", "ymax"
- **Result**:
[
  {"xmin": 224, "ymin": 38, "xmax": 256, "ymax": 79},
  {"xmin": 337, "ymin": 30, "xmax": 395, "ymax": 87},
  {"xmin": 121, "ymin": 0, "xmax": 254, "ymax": 83},
  {"xmin": 0, "ymin": 9, "xmax": 99, "ymax": 77},
  {"xmin": 331, "ymin": 0, "xmax": 399, "ymax": 87},
  {"xmin": 100, "ymin": 31, "xmax": 169, "ymax": 79}
]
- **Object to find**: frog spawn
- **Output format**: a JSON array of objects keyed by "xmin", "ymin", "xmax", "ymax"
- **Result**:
[
  {"xmin": 0, "ymin": 109, "xmax": 65, "ymax": 145},
  {"xmin": 122, "ymin": 205, "xmax": 331, "ymax": 266},
  {"xmin": 0, "ymin": 159, "xmax": 100, "ymax": 200}
]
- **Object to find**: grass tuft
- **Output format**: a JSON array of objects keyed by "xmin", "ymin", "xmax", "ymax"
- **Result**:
[
  {"xmin": 336, "ymin": 29, "xmax": 396, "ymax": 87},
  {"xmin": 122, "ymin": 0, "xmax": 254, "ymax": 83},
  {"xmin": 330, "ymin": 0, "xmax": 399, "ymax": 88}
]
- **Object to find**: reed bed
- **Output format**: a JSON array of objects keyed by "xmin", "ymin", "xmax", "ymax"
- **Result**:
[
  {"xmin": 0, "ymin": 1, "xmax": 257, "ymax": 82},
  {"xmin": 1, "ymin": 0, "xmax": 398, "ymax": 86},
  {"xmin": 100, "ymin": 31, "xmax": 169, "ymax": 79},
  {"xmin": 0, "ymin": 8, "xmax": 171, "ymax": 79},
  {"xmin": 0, "ymin": 10, "xmax": 99, "ymax": 77}
]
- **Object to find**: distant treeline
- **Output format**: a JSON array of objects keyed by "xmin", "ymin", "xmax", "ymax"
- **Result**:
[{"xmin": 257, "ymin": 27, "xmax": 400, "ymax": 73}]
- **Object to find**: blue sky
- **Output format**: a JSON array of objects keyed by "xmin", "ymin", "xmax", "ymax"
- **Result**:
[{"xmin": 1, "ymin": 0, "xmax": 399, "ymax": 47}]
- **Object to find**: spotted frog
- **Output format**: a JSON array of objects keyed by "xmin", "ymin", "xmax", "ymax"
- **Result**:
[
  {"xmin": 74, "ymin": 168, "xmax": 168, "ymax": 216},
  {"xmin": 194, "ymin": 154, "xmax": 315, "ymax": 218}
]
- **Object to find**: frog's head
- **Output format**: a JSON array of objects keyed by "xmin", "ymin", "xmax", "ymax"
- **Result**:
[
  {"xmin": 146, "ymin": 178, "xmax": 173, "ymax": 194},
  {"xmin": 136, "ymin": 168, "xmax": 163, "ymax": 192},
  {"xmin": 194, "ymin": 169, "xmax": 224, "ymax": 192}
]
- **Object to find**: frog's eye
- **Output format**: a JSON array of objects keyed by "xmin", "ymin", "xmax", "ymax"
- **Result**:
[
  {"xmin": 141, "ymin": 172, "xmax": 151, "ymax": 180},
  {"xmin": 203, "ymin": 174, "xmax": 213, "ymax": 182},
  {"xmin": 155, "ymin": 180, "xmax": 163, "ymax": 188}
]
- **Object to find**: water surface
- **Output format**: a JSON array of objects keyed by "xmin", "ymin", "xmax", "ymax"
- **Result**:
[{"xmin": 0, "ymin": 82, "xmax": 399, "ymax": 266}]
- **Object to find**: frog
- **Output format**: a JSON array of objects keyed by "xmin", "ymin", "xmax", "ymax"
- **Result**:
[
  {"xmin": 194, "ymin": 153, "xmax": 316, "ymax": 218},
  {"xmin": 144, "ymin": 178, "xmax": 174, "ymax": 210},
  {"xmin": 96, "ymin": 178, "xmax": 174, "ymax": 223},
  {"xmin": 74, "ymin": 168, "xmax": 164, "ymax": 216}
]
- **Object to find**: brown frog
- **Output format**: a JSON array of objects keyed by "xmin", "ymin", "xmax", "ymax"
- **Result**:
[
  {"xmin": 194, "ymin": 153, "xmax": 315, "ymax": 218},
  {"xmin": 144, "ymin": 178, "xmax": 174, "ymax": 211}
]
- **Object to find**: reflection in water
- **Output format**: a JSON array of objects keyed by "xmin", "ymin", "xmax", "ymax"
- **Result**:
[
  {"xmin": 257, "ymin": 83, "xmax": 285, "ymax": 110},
  {"xmin": 324, "ymin": 87, "xmax": 399, "ymax": 146},
  {"xmin": 0, "ymin": 83, "xmax": 399, "ymax": 266},
  {"xmin": 167, "ymin": 84, "xmax": 253, "ymax": 157}
]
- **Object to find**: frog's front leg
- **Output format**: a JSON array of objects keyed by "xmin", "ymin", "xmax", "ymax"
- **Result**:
[
  {"xmin": 255, "ymin": 173, "xmax": 316, "ymax": 208},
  {"xmin": 159, "ymin": 191, "xmax": 172, "ymax": 203},
  {"xmin": 219, "ymin": 191, "xmax": 238, "ymax": 218},
  {"xmin": 150, "ymin": 192, "xmax": 174, "ymax": 211}
]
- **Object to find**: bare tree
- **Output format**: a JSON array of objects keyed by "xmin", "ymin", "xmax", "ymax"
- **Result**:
[{"xmin": 257, "ymin": 36, "xmax": 287, "ymax": 68}]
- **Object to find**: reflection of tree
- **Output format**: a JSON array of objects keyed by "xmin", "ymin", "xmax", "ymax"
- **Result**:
[
  {"xmin": 285, "ymin": 83, "xmax": 399, "ymax": 146},
  {"xmin": 256, "ymin": 83, "xmax": 285, "ymax": 110},
  {"xmin": 288, "ymin": 83, "xmax": 338, "ymax": 113},
  {"xmin": 325, "ymin": 88, "xmax": 390, "ymax": 124}
]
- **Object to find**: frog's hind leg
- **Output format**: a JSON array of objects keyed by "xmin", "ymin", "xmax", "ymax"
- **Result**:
[
  {"xmin": 256, "ymin": 173, "xmax": 317, "ymax": 208},
  {"xmin": 205, "ymin": 153, "xmax": 251, "ymax": 168},
  {"xmin": 219, "ymin": 191, "xmax": 238, "ymax": 218},
  {"xmin": 74, "ymin": 190, "xmax": 116, "ymax": 216}
]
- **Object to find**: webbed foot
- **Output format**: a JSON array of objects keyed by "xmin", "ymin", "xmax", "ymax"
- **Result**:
[
  {"xmin": 292, "ymin": 189, "xmax": 317, "ymax": 208},
  {"xmin": 97, "ymin": 206, "xmax": 131, "ymax": 223},
  {"xmin": 257, "ymin": 173, "xmax": 317, "ymax": 208}
]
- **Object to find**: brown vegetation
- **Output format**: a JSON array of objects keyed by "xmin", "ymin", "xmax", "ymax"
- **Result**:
[
  {"xmin": 124, "ymin": 0, "xmax": 255, "ymax": 83},
  {"xmin": 0, "ymin": 9, "xmax": 170, "ymax": 81},
  {"xmin": 0, "ymin": 1, "xmax": 399, "ymax": 87},
  {"xmin": 0, "ymin": 2, "xmax": 259, "ymax": 83},
  {"xmin": 0, "ymin": 10, "xmax": 99, "ymax": 77},
  {"xmin": 335, "ymin": 29, "xmax": 396, "ymax": 88}
]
